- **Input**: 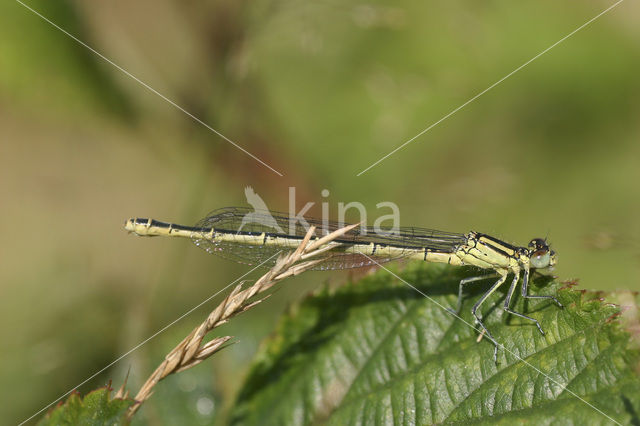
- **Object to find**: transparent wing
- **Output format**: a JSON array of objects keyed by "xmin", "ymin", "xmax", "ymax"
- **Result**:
[
  {"xmin": 191, "ymin": 207, "xmax": 466, "ymax": 270},
  {"xmin": 192, "ymin": 239, "xmax": 406, "ymax": 270}
]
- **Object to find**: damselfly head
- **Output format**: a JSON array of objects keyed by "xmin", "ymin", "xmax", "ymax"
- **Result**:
[{"xmin": 528, "ymin": 238, "xmax": 556, "ymax": 269}]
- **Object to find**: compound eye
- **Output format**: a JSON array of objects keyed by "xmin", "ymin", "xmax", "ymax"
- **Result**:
[
  {"xmin": 529, "ymin": 238, "xmax": 549, "ymax": 251},
  {"xmin": 530, "ymin": 249, "xmax": 551, "ymax": 269}
]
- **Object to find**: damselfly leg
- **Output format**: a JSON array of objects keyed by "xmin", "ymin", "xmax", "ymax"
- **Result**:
[
  {"xmin": 471, "ymin": 272, "xmax": 508, "ymax": 362},
  {"xmin": 521, "ymin": 268, "xmax": 564, "ymax": 307},
  {"xmin": 447, "ymin": 274, "xmax": 498, "ymax": 315},
  {"xmin": 503, "ymin": 269, "xmax": 545, "ymax": 335}
]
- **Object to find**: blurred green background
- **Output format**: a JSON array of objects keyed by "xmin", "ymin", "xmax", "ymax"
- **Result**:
[{"xmin": 1, "ymin": 0, "xmax": 639, "ymax": 424}]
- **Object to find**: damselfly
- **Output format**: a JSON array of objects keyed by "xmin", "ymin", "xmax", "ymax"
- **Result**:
[{"xmin": 124, "ymin": 207, "xmax": 562, "ymax": 361}]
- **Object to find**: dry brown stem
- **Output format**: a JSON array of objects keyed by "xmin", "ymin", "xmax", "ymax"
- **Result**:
[{"xmin": 128, "ymin": 223, "xmax": 358, "ymax": 416}]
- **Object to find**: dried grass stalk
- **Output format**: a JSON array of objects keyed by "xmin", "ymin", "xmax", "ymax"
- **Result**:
[{"xmin": 128, "ymin": 223, "xmax": 359, "ymax": 416}]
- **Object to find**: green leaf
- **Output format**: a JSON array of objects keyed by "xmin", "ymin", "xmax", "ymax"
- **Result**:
[
  {"xmin": 38, "ymin": 386, "xmax": 134, "ymax": 426},
  {"xmin": 231, "ymin": 263, "xmax": 640, "ymax": 425}
]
